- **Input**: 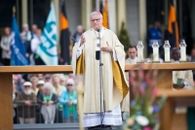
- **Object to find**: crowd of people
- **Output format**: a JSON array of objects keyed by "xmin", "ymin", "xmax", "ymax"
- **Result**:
[
  {"xmin": 13, "ymin": 73, "xmax": 78, "ymax": 124},
  {"xmin": 0, "ymin": 24, "xmax": 84, "ymax": 66}
]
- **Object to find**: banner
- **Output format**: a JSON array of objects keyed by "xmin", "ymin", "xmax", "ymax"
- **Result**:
[
  {"xmin": 11, "ymin": 16, "xmax": 29, "ymax": 66},
  {"xmin": 36, "ymin": 3, "xmax": 58, "ymax": 65}
]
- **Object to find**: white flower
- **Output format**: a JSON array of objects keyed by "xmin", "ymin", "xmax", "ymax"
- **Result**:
[{"xmin": 135, "ymin": 115, "xmax": 149, "ymax": 126}]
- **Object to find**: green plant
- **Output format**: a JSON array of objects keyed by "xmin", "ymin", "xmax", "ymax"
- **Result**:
[
  {"xmin": 118, "ymin": 22, "xmax": 130, "ymax": 52},
  {"xmin": 124, "ymin": 67, "xmax": 167, "ymax": 130}
]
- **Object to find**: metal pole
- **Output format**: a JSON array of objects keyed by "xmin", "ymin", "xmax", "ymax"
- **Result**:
[{"xmin": 98, "ymin": 30, "xmax": 105, "ymax": 125}]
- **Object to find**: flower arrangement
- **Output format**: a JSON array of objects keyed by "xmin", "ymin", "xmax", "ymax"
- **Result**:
[{"xmin": 124, "ymin": 67, "xmax": 167, "ymax": 130}]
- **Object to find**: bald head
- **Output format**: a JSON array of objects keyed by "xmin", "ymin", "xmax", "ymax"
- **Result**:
[{"xmin": 90, "ymin": 11, "xmax": 103, "ymax": 30}]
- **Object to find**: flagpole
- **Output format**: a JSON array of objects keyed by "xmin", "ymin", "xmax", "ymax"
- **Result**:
[
  {"xmin": 12, "ymin": 6, "xmax": 16, "ymax": 16},
  {"xmin": 97, "ymin": 29, "xmax": 105, "ymax": 126},
  {"xmin": 173, "ymin": 0, "xmax": 179, "ymax": 48}
]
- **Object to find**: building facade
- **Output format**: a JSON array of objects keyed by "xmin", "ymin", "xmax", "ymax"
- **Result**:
[{"xmin": 0, "ymin": 0, "xmax": 195, "ymax": 53}]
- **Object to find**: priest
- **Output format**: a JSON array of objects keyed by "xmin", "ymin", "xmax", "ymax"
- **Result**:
[{"xmin": 72, "ymin": 11, "xmax": 129, "ymax": 129}]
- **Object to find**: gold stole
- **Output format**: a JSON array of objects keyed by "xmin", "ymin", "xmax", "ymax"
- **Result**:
[
  {"xmin": 75, "ymin": 52, "xmax": 128, "ymax": 98},
  {"xmin": 112, "ymin": 61, "xmax": 129, "ymax": 98}
]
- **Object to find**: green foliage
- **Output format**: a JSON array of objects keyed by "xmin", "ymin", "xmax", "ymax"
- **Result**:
[
  {"xmin": 124, "ymin": 68, "xmax": 167, "ymax": 130},
  {"xmin": 118, "ymin": 22, "xmax": 130, "ymax": 52}
]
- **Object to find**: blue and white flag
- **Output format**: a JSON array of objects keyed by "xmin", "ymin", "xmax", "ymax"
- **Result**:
[
  {"xmin": 36, "ymin": 3, "xmax": 58, "ymax": 65},
  {"xmin": 11, "ymin": 17, "xmax": 29, "ymax": 66}
]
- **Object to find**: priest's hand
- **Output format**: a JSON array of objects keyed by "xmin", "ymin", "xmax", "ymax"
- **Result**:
[
  {"xmin": 101, "ymin": 46, "xmax": 113, "ymax": 53},
  {"xmin": 80, "ymin": 34, "xmax": 85, "ymax": 46}
]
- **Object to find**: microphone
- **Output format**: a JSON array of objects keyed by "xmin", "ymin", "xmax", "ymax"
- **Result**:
[
  {"xmin": 96, "ymin": 29, "xmax": 101, "ymax": 60},
  {"xmin": 96, "ymin": 28, "xmax": 100, "ymax": 32}
]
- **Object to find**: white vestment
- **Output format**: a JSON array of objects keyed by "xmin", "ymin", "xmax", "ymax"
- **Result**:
[{"xmin": 72, "ymin": 27, "xmax": 128, "ymax": 127}]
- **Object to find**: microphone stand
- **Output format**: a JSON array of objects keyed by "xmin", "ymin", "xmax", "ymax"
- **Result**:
[{"xmin": 96, "ymin": 29, "xmax": 105, "ymax": 126}]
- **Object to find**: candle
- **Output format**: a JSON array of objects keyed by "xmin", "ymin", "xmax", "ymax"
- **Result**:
[
  {"xmin": 180, "ymin": 47, "xmax": 186, "ymax": 61},
  {"xmin": 153, "ymin": 47, "xmax": 159, "ymax": 62},
  {"xmin": 137, "ymin": 48, "xmax": 144, "ymax": 62},
  {"xmin": 137, "ymin": 41, "xmax": 144, "ymax": 62},
  {"xmin": 164, "ymin": 48, "xmax": 170, "ymax": 62},
  {"xmin": 179, "ymin": 39, "xmax": 187, "ymax": 61},
  {"xmin": 163, "ymin": 40, "xmax": 171, "ymax": 62}
]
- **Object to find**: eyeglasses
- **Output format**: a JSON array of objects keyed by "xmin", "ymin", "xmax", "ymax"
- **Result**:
[
  {"xmin": 128, "ymin": 51, "xmax": 136, "ymax": 54},
  {"xmin": 67, "ymin": 84, "xmax": 73, "ymax": 86},
  {"xmin": 90, "ymin": 18, "xmax": 101, "ymax": 22},
  {"xmin": 24, "ymin": 85, "xmax": 31, "ymax": 88}
]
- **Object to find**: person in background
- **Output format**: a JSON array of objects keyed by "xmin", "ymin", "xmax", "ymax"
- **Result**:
[
  {"xmin": 59, "ymin": 78, "xmax": 78, "ymax": 122},
  {"xmin": 51, "ymin": 74, "xmax": 66, "ymax": 123},
  {"xmin": 59, "ymin": 74, "xmax": 67, "ymax": 87},
  {"xmin": 126, "ymin": 45, "xmax": 138, "ymax": 64},
  {"xmin": 31, "ymin": 27, "xmax": 45, "ymax": 65},
  {"xmin": 13, "ymin": 74, "xmax": 25, "ymax": 94},
  {"xmin": 171, "ymin": 48, "xmax": 194, "ymax": 89},
  {"xmin": 44, "ymin": 74, "xmax": 52, "ymax": 83},
  {"xmin": 13, "ymin": 79, "xmax": 19, "ymax": 123},
  {"xmin": 72, "ymin": 25, "xmax": 84, "ymax": 46},
  {"xmin": 31, "ymin": 24, "xmax": 38, "ymax": 38},
  {"xmin": 39, "ymin": 83, "xmax": 58, "ymax": 124},
  {"xmin": 14, "ymin": 81, "xmax": 36, "ymax": 124},
  {"xmin": 0, "ymin": 27, "xmax": 13, "ymax": 65},
  {"xmin": 30, "ymin": 75, "xmax": 39, "ymax": 95},
  {"xmin": 147, "ymin": 21, "xmax": 163, "ymax": 57},
  {"xmin": 20, "ymin": 24, "xmax": 32, "ymax": 62},
  {"xmin": 21, "ymin": 24, "xmax": 32, "ymax": 42},
  {"xmin": 36, "ymin": 80, "xmax": 45, "ymax": 123},
  {"xmin": 36, "ymin": 80, "xmax": 45, "ymax": 98}
]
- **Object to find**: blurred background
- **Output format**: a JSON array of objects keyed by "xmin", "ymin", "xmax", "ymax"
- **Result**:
[
  {"xmin": 0, "ymin": 0, "xmax": 195, "ymax": 130},
  {"xmin": 0, "ymin": 0, "xmax": 195, "ymax": 66}
]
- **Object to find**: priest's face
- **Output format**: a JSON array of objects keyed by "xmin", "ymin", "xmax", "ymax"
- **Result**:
[{"xmin": 90, "ymin": 12, "xmax": 103, "ymax": 31}]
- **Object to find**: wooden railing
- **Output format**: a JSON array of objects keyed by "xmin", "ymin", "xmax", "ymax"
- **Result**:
[{"xmin": 0, "ymin": 62, "xmax": 195, "ymax": 130}]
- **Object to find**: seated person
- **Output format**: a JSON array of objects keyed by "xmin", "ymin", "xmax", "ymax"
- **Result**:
[{"xmin": 171, "ymin": 48, "xmax": 194, "ymax": 89}]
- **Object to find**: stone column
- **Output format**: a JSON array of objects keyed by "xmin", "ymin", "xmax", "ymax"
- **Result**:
[
  {"xmin": 116, "ymin": 0, "xmax": 127, "ymax": 33},
  {"xmin": 138, "ymin": 0, "xmax": 147, "ymax": 41},
  {"xmin": 108, "ymin": 0, "xmax": 117, "ymax": 33},
  {"xmin": 81, "ymin": 0, "xmax": 92, "ymax": 30},
  {"xmin": 21, "ymin": 0, "xmax": 28, "ymax": 25}
]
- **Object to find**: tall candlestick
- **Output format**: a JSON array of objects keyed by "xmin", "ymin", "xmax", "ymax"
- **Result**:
[
  {"xmin": 179, "ymin": 39, "xmax": 187, "ymax": 62},
  {"xmin": 137, "ymin": 41, "xmax": 144, "ymax": 62},
  {"xmin": 163, "ymin": 40, "xmax": 171, "ymax": 62},
  {"xmin": 152, "ymin": 41, "xmax": 159, "ymax": 62}
]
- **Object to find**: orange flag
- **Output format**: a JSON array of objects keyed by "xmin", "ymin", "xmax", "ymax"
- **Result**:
[
  {"xmin": 167, "ymin": 0, "xmax": 179, "ymax": 47},
  {"xmin": 59, "ymin": 0, "xmax": 71, "ymax": 64},
  {"xmin": 100, "ymin": 0, "xmax": 109, "ymax": 28}
]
